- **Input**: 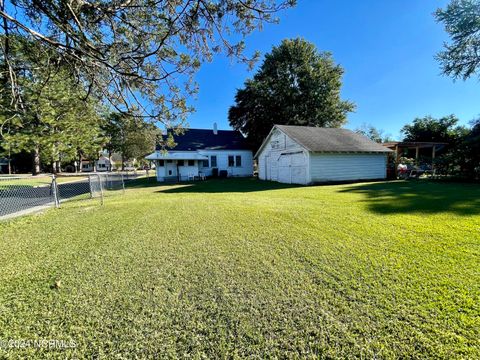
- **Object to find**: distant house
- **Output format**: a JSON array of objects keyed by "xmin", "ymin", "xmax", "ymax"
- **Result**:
[
  {"xmin": 255, "ymin": 125, "xmax": 392, "ymax": 185},
  {"xmin": 145, "ymin": 124, "xmax": 253, "ymax": 182},
  {"xmin": 81, "ymin": 155, "xmax": 115, "ymax": 172}
]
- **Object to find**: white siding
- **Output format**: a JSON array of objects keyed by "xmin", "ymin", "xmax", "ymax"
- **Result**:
[
  {"xmin": 309, "ymin": 153, "xmax": 387, "ymax": 182},
  {"xmin": 198, "ymin": 150, "xmax": 253, "ymax": 177},
  {"xmin": 257, "ymin": 128, "xmax": 308, "ymax": 183},
  {"xmin": 155, "ymin": 150, "xmax": 253, "ymax": 181}
]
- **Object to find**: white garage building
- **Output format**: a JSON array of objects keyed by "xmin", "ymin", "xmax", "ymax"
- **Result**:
[{"xmin": 255, "ymin": 125, "xmax": 392, "ymax": 185}]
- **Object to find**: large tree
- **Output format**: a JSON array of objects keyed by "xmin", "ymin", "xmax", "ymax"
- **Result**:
[
  {"xmin": 0, "ymin": 0, "xmax": 295, "ymax": 130},
  {"xmin": 435, "ymin": 0, "xmax": 480, "ymax": 80},
  {"xmin": 1, "ymin": 36, "xmax": 104, "ymax": 174},
  {"xmin": 401, "ymin": 115, "xmax": 468, "ymax": 145},
  {"xmin": 103, "ymin": 112, "xmax": 161, "ymax": 169},
  {"xmin": 3, "ymin": 70, "xmax": 104, "ymax": 173},
  {"xmin": 228, "ymin": 38, "xmax": 355, "ymax": 150}
]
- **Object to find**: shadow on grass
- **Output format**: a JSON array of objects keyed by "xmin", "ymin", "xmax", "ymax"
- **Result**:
[
  {"xmin": 124, "ymin": 176, "xmax": 160, "ymax": 189},
  {"xmin": 154, "ymin": 178, "xmax": 301, "ymax": 193},
  {"xmin": 338, "ymin": 180, "xmax": 480, "ymax": 216}
]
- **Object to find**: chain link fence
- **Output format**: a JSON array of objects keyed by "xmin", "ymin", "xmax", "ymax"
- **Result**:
[{"xmin": 0, "ymin": 172, "xmax": 146, "ymax": 221}]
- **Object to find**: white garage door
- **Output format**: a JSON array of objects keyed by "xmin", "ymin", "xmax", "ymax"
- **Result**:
[{"xmin": 277, "ymin": 152, "xmax": 307, "ymax": 184}]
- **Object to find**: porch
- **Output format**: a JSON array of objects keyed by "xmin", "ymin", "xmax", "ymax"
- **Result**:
[
  {"xmin": 383, "ymin": 141, "xmax": 449, "ymax": 178},
  {"xmin": 146, "ymin": 152, "xmax": 209, "ymax": 182}
]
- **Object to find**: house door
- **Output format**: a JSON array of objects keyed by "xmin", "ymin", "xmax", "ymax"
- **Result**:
[{"xmin": 165, "ymin": 161, "xmax": 177, "ymax": 178}]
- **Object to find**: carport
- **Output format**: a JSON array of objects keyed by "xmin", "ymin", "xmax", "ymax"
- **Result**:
[{"xmin": 383, "ymin": 141, "xmax": 448, "ymax": 176}]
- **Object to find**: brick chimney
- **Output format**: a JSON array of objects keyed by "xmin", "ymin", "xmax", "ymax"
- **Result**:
[{"xmin": 213, "ymin": 122, "xmax": 218, "ymax": 135}]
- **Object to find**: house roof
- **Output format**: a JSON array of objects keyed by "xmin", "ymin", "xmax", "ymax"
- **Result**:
[
  {"xmin": 383, "ymin": 141, "xmax": 448, "ymax": 149},
  {"xmin": 160, "ymin": 128, "xmax": 249, "ymax": 151},
  {"xmin": 272, "ymin": 125, "xmax": 393, "ymax": 154}
]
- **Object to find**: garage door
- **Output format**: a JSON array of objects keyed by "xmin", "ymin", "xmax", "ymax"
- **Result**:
[{"xmin": 277, "ymin": 152, "xmax": 307, "ymax": 184}]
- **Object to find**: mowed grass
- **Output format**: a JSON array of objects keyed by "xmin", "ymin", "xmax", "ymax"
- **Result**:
[{"xmin": 0, "ymin": 179, "xmax": 478, "ymax": 358}]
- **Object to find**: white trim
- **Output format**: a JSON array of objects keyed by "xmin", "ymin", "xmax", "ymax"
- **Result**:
[
  {"xmin": 254, "ymin": 126, "xmax": 277, "ymax": 159},
  {"xmin": 255, "ymin": 125, "xmax": 311, "ymax": 159}
]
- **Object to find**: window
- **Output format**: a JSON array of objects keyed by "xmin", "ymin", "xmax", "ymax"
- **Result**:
[
  {"xmin": 235, "ymin": 155, "xmax": 242, "ymax": 167},
  {"xmin": 228, "ymin": 155, "xmax": 235, "ymax": 167},
  {"xmin": 202, "ymin": 159, "xmax": 209, "ymax": 167},
  {"xmin": 188, "ymin": 160, "xmax": 195, "ymax": 166},
  {"xmin": 98, "ymin": 163, "xmax": 106, "ymax": 168},
  {"xmin": 158, "ymin": 160, "xmax": 164, "ymax": 167},
  {"xmin": 211, "ymin": 155, "xmax": 217, "ymax": 168},
  {"xmin": 271, "ymin": 140, "xmax": 280, "ymax": 149},
  {"xmin": 177, "ymin": 160, "xmax": 184, "ymax": 166}
]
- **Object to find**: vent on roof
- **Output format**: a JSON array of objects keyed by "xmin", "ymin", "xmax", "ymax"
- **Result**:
[{"xmin": 213, "ymin": 122, "xmax": 218, "ymax": 135}]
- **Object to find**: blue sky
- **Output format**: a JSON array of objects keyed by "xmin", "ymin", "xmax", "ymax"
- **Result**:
[{"xmin": 188, "ymin": 0, "xmax": 478, "ymax": 140}]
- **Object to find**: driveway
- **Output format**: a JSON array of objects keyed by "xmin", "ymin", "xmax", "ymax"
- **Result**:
[{"xmin": 0, "ymin": 179, "xmax": 91, "ymax": 219}]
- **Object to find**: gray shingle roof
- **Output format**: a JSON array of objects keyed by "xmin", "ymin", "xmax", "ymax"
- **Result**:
[
  {"xmin": 157, "ymin": 129, "xmax": 249, "ymax": 151},
  {"xmin": 276, "ymin": 125, "xmax": 392, "ymax": 153}
]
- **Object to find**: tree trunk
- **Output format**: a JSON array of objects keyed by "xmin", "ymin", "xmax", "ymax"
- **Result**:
[
  {"xmin": 7, "ymin": 148, "xmax": 11, "ymax": 175},
  {"xmin": 108, "ymin": 150, "xmax": 113, "ymax": 171},
  {"xmin": 78, "ymin": 152, "xmax": 82, "ymax": 172},
  {"xmin": 32, "ymin": 146, "xmax": 40, "ymax": 175}
]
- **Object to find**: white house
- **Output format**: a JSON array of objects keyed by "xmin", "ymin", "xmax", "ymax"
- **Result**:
[
  {"xmin": 255, "ymin": 125, "xmax": 393, "ymax": 185},
  {"xmin": 81, "ymin": 154, "xmax": 116, "ymax": 172},
  {"xmin": 146, "ymin": 124, "xmax": 253, "ymax": 182}
]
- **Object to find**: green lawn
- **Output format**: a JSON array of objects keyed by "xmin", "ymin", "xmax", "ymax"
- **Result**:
[{"xmin": 0, "ymin": 179, "xmax": 478, "ymax": 358}]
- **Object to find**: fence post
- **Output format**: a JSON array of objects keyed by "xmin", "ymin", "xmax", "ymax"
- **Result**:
[
  {"xmin": 51, "ymin": 174, "xmax": 60, "ymax": 208},
  {"xmin": 98, "ymin": 174, "xmax": 104, "ymax": 206},
  {"xmin": 121, "ymin": 173, "xmax": 125, "ymax": 194},
  {"xmin": 88, "ymin": 175, "xmax": 94, "ymax": 198}
]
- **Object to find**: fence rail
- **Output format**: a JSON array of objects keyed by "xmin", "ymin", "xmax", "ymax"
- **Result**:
[{"xmin": 0, "ymin": 172, "xmax": 146, "ymax": 221}]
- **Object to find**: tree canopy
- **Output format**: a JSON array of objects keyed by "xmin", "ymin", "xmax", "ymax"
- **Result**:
[
  {"xmin": 103, "ymin": 111, "xmax": 161, "ymax": 169},
  {"xmin": 0, "ymin": 0, "xmax": 295, "ymax": 126},
  {"xmin": 228, "ymin": 38, "xmax": 355, "ymax": 150},
  {"xmin": 435, "ymin": 0, "xmax": 480, "ymax": 80},
  {"xmin": 0, "ymin": 36, "xmax": 104, "ymax": 173},
  {"xmin": 401, "ymin": 115, "xmax": 468, "ymax": 144},
  {"xmin": 355, "ymin": 123, "xmax": 392, "ymax": 143}
]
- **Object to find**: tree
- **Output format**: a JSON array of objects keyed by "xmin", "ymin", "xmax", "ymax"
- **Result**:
[
  {"xmin": 401, "ymin": 115, "xmax": 468, "ymax": 145},
  {"xmin": 4, "ymin": 70, "xmax": 104, "ymax": 173},
  {"xmin": 455, "ymin": 119, "xmax": 480, "ymax": 177},
  {"xmin": 435, "ymin": 0, "xmax": 480, "ymax": 80},
  {"xmin": 228, "ymin": 38, "xmax": 355, "ymax": 150},
  {"xmin": 0, "ymin": 0, "xmax": 295, "ymax": 127},
  {"xmin": 355, "ymin": 123, "xmax": 392, "ymax": 143},
  {"xmin": 433, "ymin": 119, "xmax": 480, "ymax": 179},
  {"xmin": 1, "ymin": 36, "xmax": 104, "ymax": 174},
  {"xmin": 103, "ymin": 112, "xmax": 161, "ymax": 169}
]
